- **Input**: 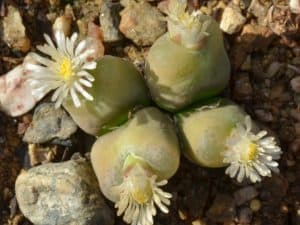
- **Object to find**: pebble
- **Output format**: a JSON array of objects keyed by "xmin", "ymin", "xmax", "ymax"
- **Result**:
[
  {"xmin": 292, "ymin": 57, "xmax": 300, "ymax": 65},
  {"xmin": 234, "ymin": 186, "xmax": 258, "ymax": 206},
  {"xmin": 23, "ymin": 103, "xmax": 77, "ymax": 144},
  {"xmin": 290, "ymin": 0, "xmax": 300, "ymax": 14},
  {"xmin": 119, "ymin": 0, "xmax": 166, "ymax": 46},
  {"xmin": 291, "ymin": 76, "xmax": 300, "ymax": 93},
  {"xmin": 233, "ymin": 73, "xmax": 253, "ymax": 101},
  {"xmin": 178, "ymin": 210, "xmax": 187, "ymax": 220},
  {"xmin": 0, "ymin": 59, "xmax": 42, "ymax": 117},
  {"xmin": 100, "ymin": 1, "xmax": 123, "ymax": 42},
  {"xmin": 254, "ymin": 109, "xmax": 274, "ymax": 122},
  {"xmin": 247, "ymin": 0, "xmax": 268, "ymax": 25},
  {"xmin": 266, "ymin": 62, "xmax": 282, "ymax": 78},
  {"xmin": 241, "ymin": 24, "xmax": 275, "ymax": 50},
  {"xmin": 294, "ymin": 209, "xmax": 300, "ymax": 225},
  {"xmin": 206, "ymin": 194, "xmax": 236, "ymax": 223},
  {"xmin": 250, "ymin": 199, "xmax": 261, "ymax": 212},
  {"xmin": 289, "ymin": 138, "xmax": 300, "ymax": 152},
  {"xmin": 192, "ymin": 219, "xmax": 206, "ymax": 225},
  {"xmin": 27, "ymin": 144, "xmax": 57, "ymax": 166},
  {"xmin": 295, "ymin": 122, "xmax": 300, "ymax": 135},
  {"xmin": 241, "ymin": 55, "xmax": 251, "ymax": 71},
  {"xmin": 239, "ymin": 0, "xmax": 251, "ymax": 9},
  {"xmin": 15, "ymin": 159, "xmax": 114, "ymax": 225},
  {"xmin": 86, "ymin": 22, "xmax": 105, "ymax": 61},
  {"xmin": 238, "ymin": 207, "xmax": 253, "ymax": 224},
  {"xmin": 2, "ymin": 5, "xmax": 31, "ymax": 52},
  {"xmin": 53, "ymin": 5, "xmax": 74, "ymax": 36},
  {"xmin": 223, "ymin": 222, "xmax": 236, "ymax": 225},
  {"xmin": 49, "ymin": 0, "xmax": 60, "ymax": 7},
  {"xmin": 220, "ymin": 5, "xmax": 246, "ymax": 34},
  {"xmin": 52, "ymin": 15, "xmax": 72, "ymax": 36}
]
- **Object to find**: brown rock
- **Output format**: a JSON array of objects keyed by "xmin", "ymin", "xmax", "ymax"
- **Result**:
[
  {"xmin": 289, "ymin": 138, "xmax": 300, "ymax": 152},
  {"xmin": 238, "ymin": 207, "xmax": 253, "ymax": 224},
  {"xmin": 52, "ymin": 15, "xmax": 72, "ymax": 36},
  {"xmin": 254, "ymin": 109, "xmax": 275, "ymax": 122},
  {"xmin": 231, "ymin": 24, "xmax": 275, "ymax": 69},
  {"xmin": 206, "ymin": 194, "xmax": 236, "ymax": 223},
  {"xmin": 86, "ymin": 22, "xmax": 105, "ymax": 61},
  {"xmin": 27, "ymin": 144, "xmax": 58, "ymax": 166},
  {"xmin": 119, "ymin": 0, "xmax": 166, "ymax": 46},
  {"xmin": 248, "ymin": 0, "xmax": 269, "ymax": 25},
  {"xmin": 240, "ymin": 24, "xmax": 275, "ymax": 51},
  {"xmin": 234, "ymin": 186, "xmax": 258, "ymax": 206},
  {"xmin": 2, "ymin": 5, "xmax": 31, "ymax": 52},
  {"xmin": 290, "ymin": 108, "xmax": 300, "ymax": 121},
  {"xmin": 233, "ymin": 73, "xmax": 253, "ymax": 101}
]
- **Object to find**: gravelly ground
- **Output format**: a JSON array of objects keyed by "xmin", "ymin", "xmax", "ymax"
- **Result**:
[{"xmin": 0, "ymin": 0, "xmax": 300, "ymax": 225}]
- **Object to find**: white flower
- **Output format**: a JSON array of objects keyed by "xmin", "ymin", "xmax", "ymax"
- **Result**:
[
  {"xmin": 223, "ymin": 116, "xmax": 282, "ymax": 183},
  {"xmin": 24, "ymin": 31, "xmax": 97, "ymax": 108},
  {"xmin": 111, "ymin": 171, "xmax": 171, "ymax": 225},
  {"xmin": 165, "ymin": 0, "xmax": 211, "ymax": 49}
]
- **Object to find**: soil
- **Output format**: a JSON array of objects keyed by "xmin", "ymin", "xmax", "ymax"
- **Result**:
[{"xmin": 0, "ymin": 0, "xmax": 299, "ymax": 225}]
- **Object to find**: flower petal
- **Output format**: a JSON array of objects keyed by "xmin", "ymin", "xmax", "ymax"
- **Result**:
[{"xmin": 70, "ymin": 87, "xmax": 81, "ymax": 108}]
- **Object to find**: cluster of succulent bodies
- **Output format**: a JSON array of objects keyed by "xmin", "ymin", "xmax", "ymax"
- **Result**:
[{"xmin": 20, "ymin": 1, "xmax": 282, "ymax": 225}]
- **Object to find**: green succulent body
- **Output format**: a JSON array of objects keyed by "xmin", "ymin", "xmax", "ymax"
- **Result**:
[
  {"xmin": 91, "ymin": 107, "xmax": 180, "ymax": 202},
  {"xmin": 63, "ymin": 56, "xmax": 151, "ymax": 136},
  {"xmin": 145, "ymin": 18, "xmax": 230, "ymax": 112},
  {"xmin": 176, "ymin": 99, "xmax": 246, "ymax": 168}
]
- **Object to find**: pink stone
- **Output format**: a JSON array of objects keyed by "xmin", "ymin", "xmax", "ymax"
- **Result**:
[{"xmin": 0, "ymin": 55, "xmax": 43, "ymax": 117}]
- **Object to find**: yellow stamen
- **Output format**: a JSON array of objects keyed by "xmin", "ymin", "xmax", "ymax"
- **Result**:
[
  {"xmin": 60, "ymin": 58, "xmax": 73, "ymax": 80},
  {"xmin": 130, "ymin": 176, "xmax": 153, "ymax": 204},
  {"xmin": 247, "ymin": 143, "xmax": 258, "ymax": 161}
]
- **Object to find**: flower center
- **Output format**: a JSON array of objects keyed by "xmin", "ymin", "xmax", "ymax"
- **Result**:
[
  {"xmin": 129, "ymin": 175, "xmax": 153, "ymax": 204},
  {"xmin": 240, "ymin": 140, "xmax": 258, "ymax": 161},
  {"xmin": 60, "ymin": 58, "xmax": 73, "ymax": 80},
  {"xmin": 247, "ymin": 142, "xmax": 258, "ymax": 161}
]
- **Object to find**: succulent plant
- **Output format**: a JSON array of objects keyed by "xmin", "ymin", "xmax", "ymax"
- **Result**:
[
  {"xmin": 63, "ymin": 55, "xmax": 151, "ymax": 135},
  {"xmin": 175, "ymin": 98, "xmax": 282, "ymax": 183},
  {"xmin": 24, "ymin": 31, "xmax": 150, "ymax": 135},
  {"xmin": 91, "ymin": 107, "xmax": 180, "ymax": 225},
  {"xmin": 145, "ymin": 0, "xmax": 230, "ymax": 112}
]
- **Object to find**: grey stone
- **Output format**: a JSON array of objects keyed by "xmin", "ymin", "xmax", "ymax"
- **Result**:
[
  {"xmin": 234, "ymin": 186, "xmax": 258, "ymax": 206},
  {"xmin": 119, "ymin": 0, "xmax": 166, "ymax": 46},
  {"xmin": 220, "ymin": 5, "xmax": 246, "ymax": 34},
  {"xmin": 15, "ymin": 159, "xmax": 114, "ymax": 225},
  {"xmin": 23, "ymin": 103, "xmax": 77, "ymax": 144},
  {"xmin": 206, "ymin": 194, "xmax": 236, "ymax": 223},
  {"xmin": 266, "ymin": 62, "xmax": 282, "ymax": 78},
  {"xmin": 100, "ymin": 1, "xmax": 123, "ymax": 42}
]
